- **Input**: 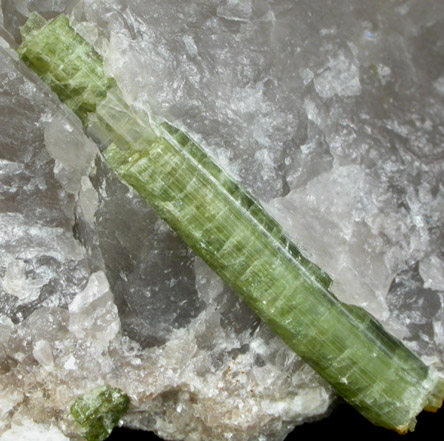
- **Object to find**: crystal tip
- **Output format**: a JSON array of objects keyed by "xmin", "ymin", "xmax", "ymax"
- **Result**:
[{"xmin": 20, "ymin": 12, "xmax": 48, "ymax": 41}]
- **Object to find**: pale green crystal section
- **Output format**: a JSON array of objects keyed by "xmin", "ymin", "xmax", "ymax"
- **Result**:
[
  {"xmin": 18, "ymin": 12, "xmax": 116, "ymax": 125},
  {"xmin": 18, "ymin": 13, "xmax": 444, "ymax": 434}
]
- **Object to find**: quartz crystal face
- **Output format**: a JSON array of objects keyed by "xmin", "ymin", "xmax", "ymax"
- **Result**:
[{"xmin": 1, "ymin": 1, "xmax": 444, "ymax": 441}]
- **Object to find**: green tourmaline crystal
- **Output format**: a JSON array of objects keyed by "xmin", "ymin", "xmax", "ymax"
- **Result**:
[
  {"xmin": 18, "ymin": 12, "xmax": 444, "ymax": 434},
  {"xmin": 70, "ymin": 386, "xmax": 130, "ymax": 441}
]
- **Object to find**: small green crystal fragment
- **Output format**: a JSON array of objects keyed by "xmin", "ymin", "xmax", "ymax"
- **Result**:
[{"xmin": 70, "ymin": 386, "xmax": 130, "ymax": 441}]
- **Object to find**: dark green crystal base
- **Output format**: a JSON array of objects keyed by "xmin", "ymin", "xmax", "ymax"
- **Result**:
[{"xmin": 71, "ymin": 386, "xmax": 130, "ymax": 441}]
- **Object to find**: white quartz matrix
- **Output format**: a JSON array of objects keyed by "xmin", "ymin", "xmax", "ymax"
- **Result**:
[{"xmin": 0, "ymin": 1, "xmax": 443, "ymax": 440}]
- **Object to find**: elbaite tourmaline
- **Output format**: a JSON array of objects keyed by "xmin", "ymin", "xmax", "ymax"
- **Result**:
[
  {"xmin": 18, "ymin": 12, "xmax": 444, "ymax": 434},
  {"xmin": 70, "ymin": 386, "xmax": 130, "ymax": 441}
]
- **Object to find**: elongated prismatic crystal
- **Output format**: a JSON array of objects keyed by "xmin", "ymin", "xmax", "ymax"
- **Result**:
[{"xmin": 18, "ymin": 13, "xmax": 444, "ymax": 434}]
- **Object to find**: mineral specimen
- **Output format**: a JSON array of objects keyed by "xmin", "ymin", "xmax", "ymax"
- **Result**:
[
  {"xmin": 16, "ymin": 10, "xmax": 444, "ymax": 434},
  {"xmin": 1, "ymin": 1, "xmax": 444, "ymax": 441}
]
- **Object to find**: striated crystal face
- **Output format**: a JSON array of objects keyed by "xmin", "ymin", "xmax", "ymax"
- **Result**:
[{"xmin": 0, "ymin": 1, "xmax": 444, "ymax": 440}]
